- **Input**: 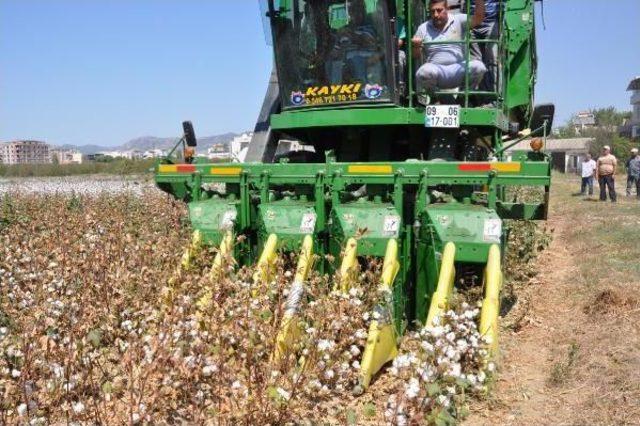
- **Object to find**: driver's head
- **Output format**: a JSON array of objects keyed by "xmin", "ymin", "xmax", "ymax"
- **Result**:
[{"xmin": 429, "ymin": 0, "xmax": 449, "ymax": 28}]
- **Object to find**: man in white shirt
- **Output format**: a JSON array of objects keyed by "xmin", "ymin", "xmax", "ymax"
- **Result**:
[
  {"xmin": 411, "ymin": 0, "xmax": 486, "ymax": 104},
  {"xmin": 580, "ymin": 153, "xmax": 597, "ymax": 196}
]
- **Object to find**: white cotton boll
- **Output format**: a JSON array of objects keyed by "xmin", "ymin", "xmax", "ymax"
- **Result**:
[
  {"xmin": 284, "ymin": 271, "xmax": 292, "ymax": 278},
  {"xmin": 351, "ymin": 360, "xmax": 360, "ymax": 369},
  {"xmin": 348, "ymin": 288, "xmax": 358, "ymax": 297},
  {"xmin": 478, "ymin": 371, "xmax": 486, "ymax": 383},
  {"xmin": 17, "ymin": 403, "xmax": 28, "ymax": 416},
  {"xmin": 393, "ymin": 354, "xmax": 411, "ymax": 368},
  {"xmin": 445, "ymin": 332, "xmax": 456, "ymax": 342},
  {"xmin": 445, "ymin": 347, "xmax": 459, "ymax": 361},
  {"xmin": 372, "ymin": 311, "xmax": 381, "ymax": 320},
  {"xmin": 11, "ymin": 369, "xmax": 21, "ymax": 378},
  {"xmin": 324, "ymin": 369, "xmax": 335, "ymax": 379},
  {"xmin": 231, "ymin": 380, "xmax": 242, "ymax": 389},
  {"xmin": 396, "ymin": 413, "xmax": 408, "ymax": 426},
  {"xmin": 420, "ymin": 341, "xmax": 434, "ymax": 352},
  {"xmin": 429, "ymin": 325, "xmax": 444, "ymax": 338},
  {"xmin": 437, "ymin": 394, "xmax": 450, "ymax": 408},
  {"xmin": 349, "ymin": 345, "xmax": 361, "ymax": 356},
  {"xmin": 404, "ymin": 377, "xmax": 420, "ymax": 399},
  {"xmin": 202, "ymin": 365, "xmax": 218, "ymax": 376},
  {"xmin": 487, "ymin": 362, "xmax": 496, "ymax": 372},
  {"xmin": 72, "ymin": 401, "xmax": 85, "ymax": 414},
  {"xmin": 317, "ymin": 339, "xmax": 334, "ymax": 352},
  {"xmin": 276, "ymin": 387, "xmax": 291, "ymax": 401},
  {"xmin": 449, "ymin": 363, "xmax": 462, "ymax": 378},
  {"xmin": 446, "ymin": 386, "xmax": 456, "ymax": 395},
  {"xmin": 457, "ymin": 340, "xmax": 469, "ymax": 352},
  {"xmin": 305, "ymin": 327, "xmax": 316, "ymax": 335},
  {"xmin": 355, "ymin": 329, "xmax": 368, "ymax": 340}
]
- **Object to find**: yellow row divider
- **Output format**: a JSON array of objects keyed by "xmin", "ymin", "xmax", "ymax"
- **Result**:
[
  {"xmin": 479, "ymin": 244, "xmax": 503, "ymax": 357},
  {"xmin": 426, "ymin": 242, "xmax": 457, "ymax": 328},
  {"xmin": 165, "ymin": 229, "xmax": 203, "ymax": 307},
  {"xmin": 209, "ymin": 231, "xmax": 234, "ymax": 281},
  {"xmin": 358, "ymin": 239, "xmax": 400, "ymax": 392},
  {"xmin": 252, "ymin": 234, "xmax": 279, "ymax": 295},
  {"xmin": 179, "ymin": 229, "xmax": 203, "ymax": 271},
  {"xmin": 196, "ymin": 231, "xmax": 235, "ymax": 315},
  {"xmin": 335, "ymin": 238, "xmax": 358, "ymax": 293},
  {"xmin": 273, "ymin": 235, "xmax": 314, "ymax": 362}
]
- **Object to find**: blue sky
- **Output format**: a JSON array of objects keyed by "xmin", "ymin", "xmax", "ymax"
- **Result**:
[{"xmin": 1, "ymin": 0, "xmax": 638, "ymax": 147}]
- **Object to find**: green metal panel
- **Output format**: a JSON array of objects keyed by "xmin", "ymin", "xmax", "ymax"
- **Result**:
[
  {"xmin": 421, "ymin": 204, "xmax": 502, "ymax": 263},
  {"xmin": 270, "ymin": 106, "xmax": 510, "ymax": 131},
  {"xmin": 330, "ymin": 201, "xmax": 401, "ymax": 256},
  {"xmin": 257, "ymin": 199, "xmax": 318, "ymax": 250},
  {"xmin": 188, "ymin": 198, "xmax": 239, "ymax": 245}
]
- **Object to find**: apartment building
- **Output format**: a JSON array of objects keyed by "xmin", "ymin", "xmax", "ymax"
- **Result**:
[{"xmin": 0, "ymin": 140, "xmax": 52, "ymax": 165}]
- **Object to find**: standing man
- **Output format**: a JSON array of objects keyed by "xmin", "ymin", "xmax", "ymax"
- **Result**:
[
  {"xmin": 596, "ymin": 145, "xmax": 618, "ymax": 203},
  {"xmin": 626, "ymin": 148, "xmax": 640, "ymax": 198},
  {"xmin": 580, "ymin": 153, "xmax": 597, "ymax": 197},
  {"xmin": 466, "ymin": 0, "xmax": 503, "ymax": 105},
  {"xmin": 411, "ymin": 0, "xmax": 487, "ymax": 104}
]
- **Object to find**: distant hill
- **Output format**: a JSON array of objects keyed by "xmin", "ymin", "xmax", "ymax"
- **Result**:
[{"xmin": 53, "ymin": 132, "xmax": 243, "ymax": 155}]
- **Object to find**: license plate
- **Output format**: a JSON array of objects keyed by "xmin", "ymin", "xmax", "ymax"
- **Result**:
[{"xmin": 425, "ymin": 105, "xmax": 460, "ymax": 128}]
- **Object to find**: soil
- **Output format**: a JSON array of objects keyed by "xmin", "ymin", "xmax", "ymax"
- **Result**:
[{"xmin": 464, "ymin": 179, "xmax": 640, "ymax": 426}]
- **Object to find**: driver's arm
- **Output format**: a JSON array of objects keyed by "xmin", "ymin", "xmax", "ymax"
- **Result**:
[
  {"xmin": 471, "ymin": 0, "xmax": 486, "ymax": 28},
  {"xmin": 411, "ymin": 36, "xmax": 423, "ymax": 61}
]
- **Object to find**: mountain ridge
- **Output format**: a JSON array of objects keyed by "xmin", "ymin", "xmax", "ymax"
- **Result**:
[{"xmin": 52, "ymin": 132, "xmax": 244, "ymax": 155}]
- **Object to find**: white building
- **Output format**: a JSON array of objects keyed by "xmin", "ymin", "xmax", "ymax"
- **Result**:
[
  {"xmin": 142, "ymin": 149, "xmax": 166, "ymax": 159},
  {"xmin": 51, "ymin": 149, "xmax": 83, "ymax": 164},
  {"xmin": 97, "ymin": 150, "xmax": 143, "ymax": 160},
  {"xmin": 572, "ymin": 111, "xmax": 596, "ymax": 134},
  {"xmin": 628, "ymin": 76, "xmax": 640, "ymax": 139},
  {"xmin": 207, "ymin": 144, "xmax": 231, "ymax": 160},
  {"xmin": 0, "ymin": 140, "xmax": 52, "ymax": 165}
]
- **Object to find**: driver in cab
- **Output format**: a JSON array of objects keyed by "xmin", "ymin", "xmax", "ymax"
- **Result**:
[
  {"xmin": 326, "ymin": 0, "xmax": 382, "ymax": 83},
  {"xmin": 412, "ymin": 0, "xmax": 487, "ymax": 105}
]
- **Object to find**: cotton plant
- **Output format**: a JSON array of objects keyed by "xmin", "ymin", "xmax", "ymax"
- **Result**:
[{"xmin": 384, "ymin": 305, "xmax": 494, "ymax": 425}]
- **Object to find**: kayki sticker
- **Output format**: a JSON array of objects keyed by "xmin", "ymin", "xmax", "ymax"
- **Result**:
[
  {"xmin": 364, "ymin": 84, "xmax": 383, "ymax": 99},
  {"xmin": 290, "ymin": 91, "xmax": 305, "ymax": 106},
  {"xmin": 294, "ymin": 83, "xmax": 362, "ymax": 106}
]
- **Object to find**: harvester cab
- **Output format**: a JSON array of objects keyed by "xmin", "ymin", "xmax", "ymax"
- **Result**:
[{"xmin": 156, "ymin": 0, "xmax": 553, "ymax": 391}]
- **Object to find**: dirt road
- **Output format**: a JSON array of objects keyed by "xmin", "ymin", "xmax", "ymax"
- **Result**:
[{"xmin": 466, "ymin": 175, "xmax": 640, "ymax": 426}]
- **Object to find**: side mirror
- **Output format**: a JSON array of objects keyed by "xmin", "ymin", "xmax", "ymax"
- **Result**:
[
  {"xmin": 183, "ymin": 121, "xmax": 197, "ymax": 147},
  {"xmin": 530, "ymin": 104, "xmax": 555, "ymax": 136}
]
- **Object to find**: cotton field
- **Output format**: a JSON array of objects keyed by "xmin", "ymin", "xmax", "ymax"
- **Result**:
[{"xmin": 0, "ymin": 181, "xmax": 494, "ymax": 424}]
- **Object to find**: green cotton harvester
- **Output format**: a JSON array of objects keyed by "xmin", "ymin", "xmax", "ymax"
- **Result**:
[{"xmin": 155, "ymin": 0, "xmax": 554, "ymax": 391}]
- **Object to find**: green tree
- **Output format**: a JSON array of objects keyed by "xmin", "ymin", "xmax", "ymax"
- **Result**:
[{"xmin": 590, "ymin": 106, "xmax": 631, "ymax": 128}]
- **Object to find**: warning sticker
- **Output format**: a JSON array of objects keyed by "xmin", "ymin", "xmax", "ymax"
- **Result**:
[
  {"xmin": 300, "ymin": 212, "xmax": 317, "ymax": 234},
  {"xmin": 483, "ymin": 219, "xmax": 502, "ymax": 242},
  {"xmin": 383, "ymin": 215, "xmax": 401, "ymax": 237}
]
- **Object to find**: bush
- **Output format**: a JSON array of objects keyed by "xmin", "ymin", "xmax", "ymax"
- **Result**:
[{"xmin": 0, "ymin": 159, "xmax": 156, "ymax": 178}]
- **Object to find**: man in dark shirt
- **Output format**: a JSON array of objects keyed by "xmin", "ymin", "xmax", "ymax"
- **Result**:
[{"xmin": 466, "ymin": 0, "xmax": 503, "ymax": 105}]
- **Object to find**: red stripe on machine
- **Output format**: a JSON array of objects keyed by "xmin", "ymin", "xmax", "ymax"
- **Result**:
[
  {"xmin": 458, "ymin": 163, "xmax": 492, "ymax": 172},
  {"xmin": 176, "ymin": 164, "xmax": 196, "ymax": 173}
]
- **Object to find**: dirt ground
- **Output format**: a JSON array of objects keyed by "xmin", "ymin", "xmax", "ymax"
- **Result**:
[{"xmin": 465, "ymin": 174, "xmax": 640, "ymax": 426}]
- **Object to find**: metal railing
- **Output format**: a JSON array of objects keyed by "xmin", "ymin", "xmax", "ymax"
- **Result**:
[{"xmin": 412, "ymin": 0, "xmax": 505, "ymax": 108}]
